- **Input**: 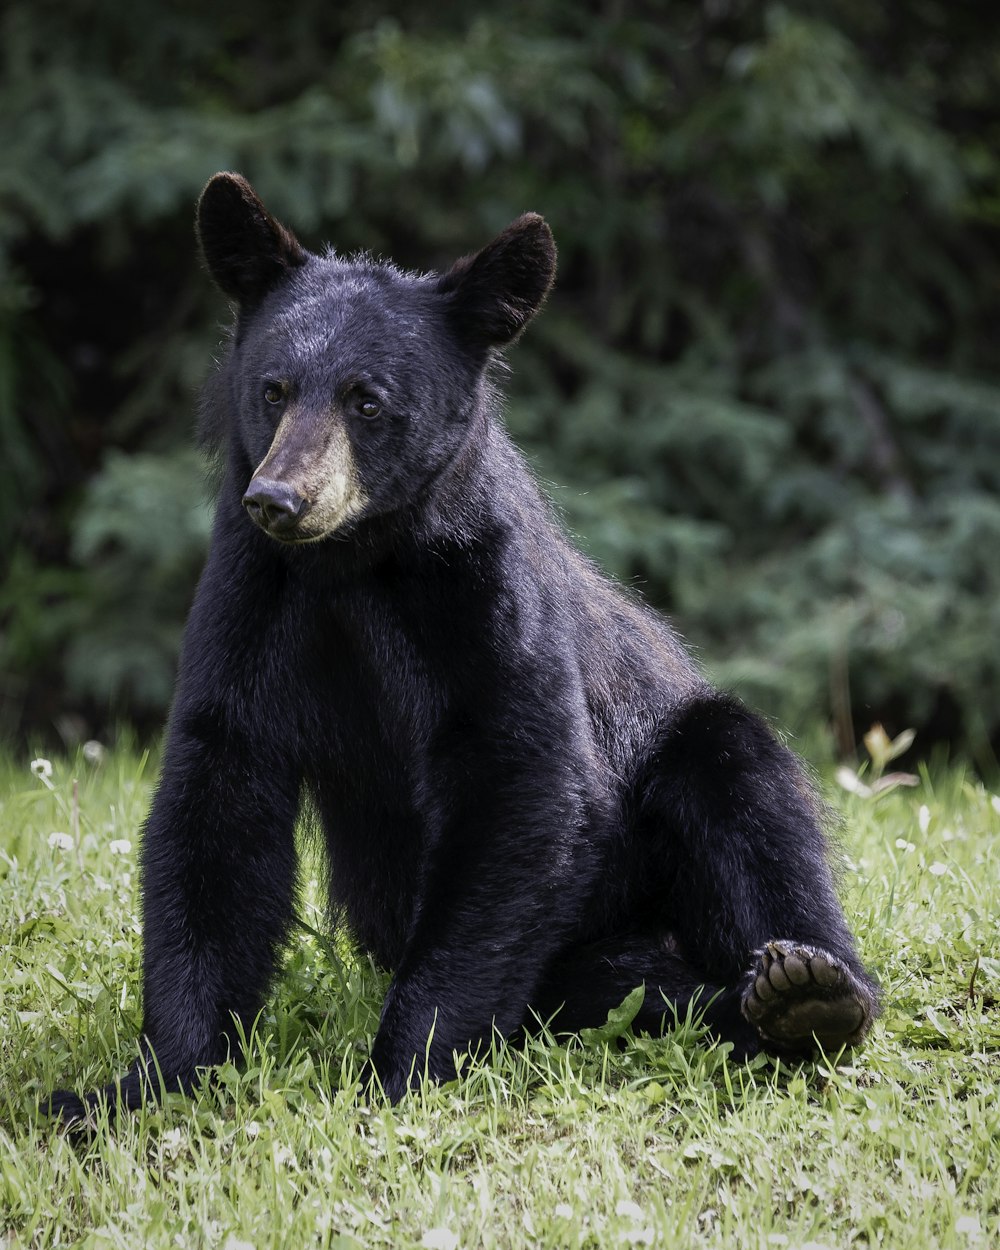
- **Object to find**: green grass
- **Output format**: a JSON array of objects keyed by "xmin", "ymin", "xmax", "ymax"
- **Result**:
[{"xmin": 1, "ymin": 746, "xmax": 998, "ymax": 1249}]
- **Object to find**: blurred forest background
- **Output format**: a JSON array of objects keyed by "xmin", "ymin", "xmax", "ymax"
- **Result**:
[{"xmin": 2, "ymin": 0, "xmax": 999, "ymax": 765}]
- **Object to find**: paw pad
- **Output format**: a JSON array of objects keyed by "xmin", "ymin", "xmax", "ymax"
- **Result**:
[{"xmin": 741, "ymin": 940, "xmax": 876, "ymax": 1053}]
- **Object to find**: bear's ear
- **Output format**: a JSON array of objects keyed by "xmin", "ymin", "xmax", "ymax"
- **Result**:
[
  {"xmin": 437, "ymin": 213, "xmax": 556, "ymax": 350},
  {"xmin": 196, "ymin": 172, "xmax": 307, "ymax": 306}
]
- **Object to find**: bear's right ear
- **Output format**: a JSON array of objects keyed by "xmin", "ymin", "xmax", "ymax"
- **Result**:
[
  {"xmin": 437, "ymin": 213, "xmax": 557, "ymax": 351},
  {"xmin": 196, "ymin": 172, "xmax": 307, "ymax": 306}
]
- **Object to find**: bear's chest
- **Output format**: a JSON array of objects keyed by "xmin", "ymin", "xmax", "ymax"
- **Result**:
[
  {"xmin": 289, "ymin": 583, "xmax": 447, "ymax": 964},
  {"xmin": 297, "ymin": 581, "xmax": 442, "ymax": 756}
]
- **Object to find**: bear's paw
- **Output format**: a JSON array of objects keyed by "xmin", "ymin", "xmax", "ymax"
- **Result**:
[{"xmin": 741, "ymin": 940, "xmax": 875, "ymax": 1054}]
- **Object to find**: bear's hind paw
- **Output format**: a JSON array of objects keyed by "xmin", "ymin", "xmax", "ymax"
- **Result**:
[{"xmin": 741, "ymin": 940, "xmax": 876, "ymax": 1055}]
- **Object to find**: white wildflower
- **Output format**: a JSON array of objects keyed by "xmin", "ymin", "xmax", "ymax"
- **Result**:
[
  {"xmin": 928, "ymin": 862, "xmax": 947, "ymax": 876},
  {"xmin": 160, "ymin": 1127, "xmax": 185, "ymax": 1158},
  {"xmin": 421, "ymin": 1230, "xmax": 459, "ymax": 1250},
  {"xmin": 48, "ymin": 832, "xmax": 74, "ymax": 850},
  {"xmin": 109, "ymin": 839, "xmax": 132, "ymax": 855},
  {"xmin": 82, "ymin": 740, "xmax": 106, "ymax": 765},
  {"xmin": 616, "ymin": 1201, "xmax": 645, "ymax": 1221},
  {"xmin": 554, "ymin": 1203, "xmax": 573, "ymax": 1220},
  {"xmin": 918, "ymin": 804, "xmax": 931, "ymax": 834},
  {"xmin": 894, "ymin": 838, "xmax": 915, "ymax": 852},
  {"xmin": 835, "ymin": 767, "xmax": 871, "ymax": 798},
  {"xmin": 31, "ymin": 758, "xmax": 53, "ymax": 781}
]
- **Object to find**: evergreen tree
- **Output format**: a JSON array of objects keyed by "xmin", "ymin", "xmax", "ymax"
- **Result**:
[{"xmin": 2, "ymin": 0, "xmax": 999, "ymax": 762}]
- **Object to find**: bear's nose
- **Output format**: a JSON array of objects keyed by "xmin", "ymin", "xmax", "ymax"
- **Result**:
[{"xmin": 242, "ymin": 478, "xmax": 311, "ymax": 536}]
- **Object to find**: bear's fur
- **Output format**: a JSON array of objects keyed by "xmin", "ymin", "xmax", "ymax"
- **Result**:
[{"xmin": 50, "ymin": 173, "xmax": 879, "ymax": 1125}]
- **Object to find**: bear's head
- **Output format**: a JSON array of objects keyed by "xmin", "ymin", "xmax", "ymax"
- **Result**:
[{"xmin": 196, "ymin": 172, "xmax": 556, "ymax": 544}]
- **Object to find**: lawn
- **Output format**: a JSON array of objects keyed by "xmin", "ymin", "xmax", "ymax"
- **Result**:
[{"xmin": 1, "ymin": 745, "xmax": 998, "ymax": 1249}]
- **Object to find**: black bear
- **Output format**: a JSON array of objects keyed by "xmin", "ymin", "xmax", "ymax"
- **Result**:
[{"xmin": 50, "ymin": 173, "xmax": 879, "ymax": 1126}]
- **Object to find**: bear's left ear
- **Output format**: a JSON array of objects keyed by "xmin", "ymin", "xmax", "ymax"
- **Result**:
[
  {"xmin": 437, "ymin": 214, "xmax": 557, "ymax": 350},
  {"xmin": 196, "ymin": 172, "xmax": 307, "ymax": 306}
]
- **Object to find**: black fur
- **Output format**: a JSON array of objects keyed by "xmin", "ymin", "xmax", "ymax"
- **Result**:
[{"xmin": 48, "ymin": 175, "xmax": 879, "ymax": 1127}]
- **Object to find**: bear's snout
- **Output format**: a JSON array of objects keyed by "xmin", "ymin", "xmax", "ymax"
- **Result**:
[{"xmin": 242, "ymin": 477, "xmax": 311, "ymax": 539}]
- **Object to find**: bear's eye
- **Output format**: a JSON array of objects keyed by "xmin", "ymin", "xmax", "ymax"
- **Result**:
[
  {"xmin": 358, "ymin": 397, "xmax": 381, "ymax": 420},
  {"xmin": 263, "ymin": 381, "xmax": 285, "ymax": 405}
]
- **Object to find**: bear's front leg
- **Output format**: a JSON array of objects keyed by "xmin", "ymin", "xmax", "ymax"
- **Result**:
[
  {"xmin": 143, "ymin": 714, "xmax": 302, "ymax": 1084},
  {"xmin": 363, "ymin": 733, "xmax": 605, "ymax": 1102},
  {"xmin": 49, "ymin": 713, "xmax": 301, "ymax": 1130}
]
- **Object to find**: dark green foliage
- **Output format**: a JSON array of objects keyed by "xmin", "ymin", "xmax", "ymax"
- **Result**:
[{"xmin": 2, "ymin": 0, "xmax": 999, "ymax": 757}]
